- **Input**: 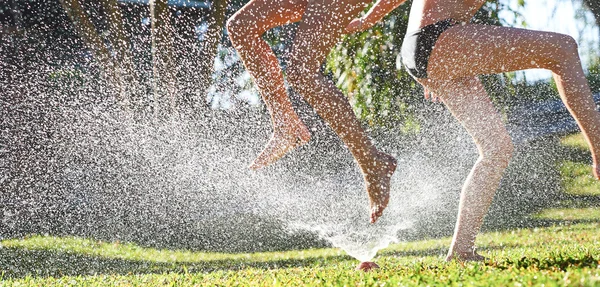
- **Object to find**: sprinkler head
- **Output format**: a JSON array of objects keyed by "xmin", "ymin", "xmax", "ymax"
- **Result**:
[{"xmin": 355, "ymin": 261, "xmax": 379, "ymax": 271}]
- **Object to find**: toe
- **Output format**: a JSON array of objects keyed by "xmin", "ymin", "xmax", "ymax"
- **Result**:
[{"xmin": 370, "ymin": 206, "xmax": 381, "ymax": 223}]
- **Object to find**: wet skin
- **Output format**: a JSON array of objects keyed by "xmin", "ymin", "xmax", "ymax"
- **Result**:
[
  {"xmin": 230, "ymin": 0, "xmax": 600, "ymax": 264},
  {"xmin": 346, "ymin": 0, "xmax": 600, "ymax": 262},
  {"xmin": 227, "ymin": 0, "xmax": 398, "ymax": 223},
  {"xmin": 411, "ymin": 0, "xmax": 600, "ymax": 261}
]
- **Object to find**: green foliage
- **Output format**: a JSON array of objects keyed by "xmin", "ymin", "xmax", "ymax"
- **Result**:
[
  {"xmin": 492, "ymin": 0, "xmax": 527, "ymax": 27},
  {"xmin": 326, "ymin": 1, "xmax": 421, "ymax": 130},
  {"xmin": 47, "ymin": 68, "xmax": 85, "ymax": 84},
  {"xmin": 587, "ymin": 55, "xmax": 600, "ymax": 93},
  {"xmin": 326, "ymin": 2, "xmax": 517, "ymax": 129}
]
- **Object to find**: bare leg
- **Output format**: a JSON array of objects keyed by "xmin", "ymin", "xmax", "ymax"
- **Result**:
[
  {"xmin": 428, "ymin": 24, "xmax": 600, "ymax": 179},
  {"xmin": 422, "ymin": 24, "xmax": 600, "ymax": 261},
  {"xmin": 423, "ymin": 77, "xmax": 514, "ymax": 261},
  {"xmin": 227, "ymin": 0, "xmax": 311, "ymax": 170},
  {"xmin": 286, "ymin": 0, "xmax": 397, "ymax": 223}
]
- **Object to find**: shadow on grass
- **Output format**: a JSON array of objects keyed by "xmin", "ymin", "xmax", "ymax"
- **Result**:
[
  {"xmin": 555, "ymin": 139, "xmax": 593, "ymax": 164},
  {"xmin": 3, "ymin": 230, "xmax": 597, "ymax": 280},
  {"xmin": 490, "ymin": 254, "xmax": 599, "ymax": 271},
  {"xmin": 0, "ymin": 247, "xmax": 351, "ymax": 279},
  {"xmin": 382, "ymin": 219, "xmax": 599, "ymax": 259},
  {"xmin": 380, "ymin": 246, "xmax": 448, "ymax": 258},
  {"xmin": 482, "ymin": 137, "xmax": 600, "ymax": 232}
]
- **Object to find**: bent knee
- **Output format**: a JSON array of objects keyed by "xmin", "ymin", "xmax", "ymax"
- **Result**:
[
  {"xmin": 481, "ymin": 134, "xmax": 514, "ymax": 165},
  {"xmin": 546, "ymin": 34, "xmax": 580, "ymax": 72},
  {"xmin": 226, "ymin": 14, "xmax": 263, "ymax": 45},
  {"xmin": 557, "ymin": 34, "xmax": 579, "ymax": 54}
]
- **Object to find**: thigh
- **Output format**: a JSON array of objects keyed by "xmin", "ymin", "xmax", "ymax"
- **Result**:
[
  {"xmin": 231, "ymin": 0, "xmax": 309, "ymax": 33},
  {"xmin": 288, "ymin": 0, "xmax": 369, "ymax": 72},
  {"xmin": 426, "ymin": 24, "xmax": 574, "ymax": 80}
]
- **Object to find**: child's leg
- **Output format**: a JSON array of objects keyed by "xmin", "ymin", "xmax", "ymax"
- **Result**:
[
  {"xmin": 553, "ymin": 63, "xmax": 600, "ymax": 178},
  {"xmin": 425, "ymin": 77, "xmax": 514, "ymax": 261},
  {"xmin": 227, "ymin": 0, "xmax": 311, "ymax": 170},
  {"xmin": 286, "ymin": 0, "xmax": 397, "ymax": 223},
  {"xmin": 428, "ymin": 24, "xmax": 600, "ymax": 178}
]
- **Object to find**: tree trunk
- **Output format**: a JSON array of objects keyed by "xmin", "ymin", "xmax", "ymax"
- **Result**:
[
  {"xmin": 150, "ymin": 0, "xmax": 176, "ymax": 116},
  {"xmin": 59, "ymin": 0, "xmax": 114, "ymax": 78},
  {"xmin": 60, "ymin": 0, "xmax": 137, "ymax": 106},
  {"xmin": 582, "ymin": 0, "xmax": 600, "ymax": 49},
  {"xmin": 195, "ymin": 0, "xmax": 230, "ymax": 106},
  {"xmin": 100, "ymin": 0, "xmax": 138, "ymax": 106},
  {"xmin": 10, "ymin": 0, "xmax": 23, "ymax": 28}
]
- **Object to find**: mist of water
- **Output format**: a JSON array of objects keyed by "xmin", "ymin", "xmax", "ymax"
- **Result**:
[
  {"xmin": 3, "ymin": 80, "xmax": 475, "ymax": 261},
  {"xmin": 1, "ymin": 21, "xmax": 480, "ymax": 263}
]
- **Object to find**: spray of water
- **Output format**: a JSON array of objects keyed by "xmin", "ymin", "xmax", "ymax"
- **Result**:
[
  {"xmin": 3, "ymin": 66, "xmax": 477, "ymax": 260},
  {"xmin": 1, "ymin": 12, "xmax": 480, "ymax": 262}
]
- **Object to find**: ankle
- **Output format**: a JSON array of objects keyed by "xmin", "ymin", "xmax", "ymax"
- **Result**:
[
  {"xmin": 271, "ymin": 109, "xmax": 300, "ymax": 123},
  {"xmin": 360, "ymin": 151, "xmax": 395, "ymax": 175},
  {"xmin": 272, "ymin": 117, "xmax": 302, "ymax": 131},
  {"xmin": 447, "ymin": 243, "xmax": 476, "ymax": 256}
]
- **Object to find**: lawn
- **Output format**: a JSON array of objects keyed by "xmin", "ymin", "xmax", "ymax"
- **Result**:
[
  {"xmin": 1, "ymin": 223, "xmax": 599, "ymax": 286},
  {"xmin": 1, "ymin": 133, "xmax": 599, "ymax": 286},
  {"xmin": 558, "ymin": 133, "xmax": 600, "ymax": 196}
]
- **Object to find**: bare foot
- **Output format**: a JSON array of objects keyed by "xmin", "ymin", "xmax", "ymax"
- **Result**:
[
  {"xmin": 249, "ymin": 122, "xmax": 311, "ymax": 170},
  {"xmin": 364, "ymin": 152, "xmax": 397, "ymax": 223},
  {"xmin": 356, "ymin": 261, "xmax": 379, "ymax": 271},
  {"xmin": 445, "ymin": 250, "xmax": 487, "ymax": 262}
]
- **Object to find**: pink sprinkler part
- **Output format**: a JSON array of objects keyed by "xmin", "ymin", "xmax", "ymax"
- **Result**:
[{"xmin": 355, "ymin": 261, "xmax": 380, "ymax": 272}]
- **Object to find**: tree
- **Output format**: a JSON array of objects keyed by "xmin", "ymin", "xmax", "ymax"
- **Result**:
[
  {"xmin": 60, "ymin": 0, "xmax": 140, "ymax": 106},
  {"xmin": 196, "ymin": 0, "xmax": 230, "ymax": 102},
  {"xmin": 178, "ymin": 0, "xmax": 231, "ymax": 109},
  {"xmin": 150, "ymin": 0, "xmax": 176, "ymax": 115},
  {"xmin": 59, "ymin": 0, "xmax": 118, "ymax": 91},
  {"xmin": 582, "ymin": 0, "xmax": 600, "ymax": 48},
  {"xmin": 101, "ymin": 0, "xmax": 139, "ymax": 105},
  {"xmin": 59, "ymin": 0, "xmax": 230, "ymax": 115},
  {"xmin": 326, "ymin": 1, "xmax": 422, "ymax": 129},
  {"xmin": 326, "ymin": 1, "xmax": 514, "ymax": 129},
  {"xmin": 582, "ymin": 0, "xmax": 600, "ymax": 27}
]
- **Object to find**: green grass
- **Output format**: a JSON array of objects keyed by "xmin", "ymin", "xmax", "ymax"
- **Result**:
[
  {"xmin": 2, "ymin": 132, "xmax": 600, "ymax": 286},
  {"xmin": 1, "ymin": 223, "xmax": 599, "ymax": 286},
  {"xmin": 534, "ymin": 208, "xmax": 600, "ymax": 221},
  {"xmin": 558, "ymin": 133, "xmax": 600, "ymax": 196},
  {"xmin": 560, "ymin": 133, "xmax": 592, "ymax": 152},
  {"xmin": 559, "ymin": 161, "xmax": 600, "ymax": 196}
]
